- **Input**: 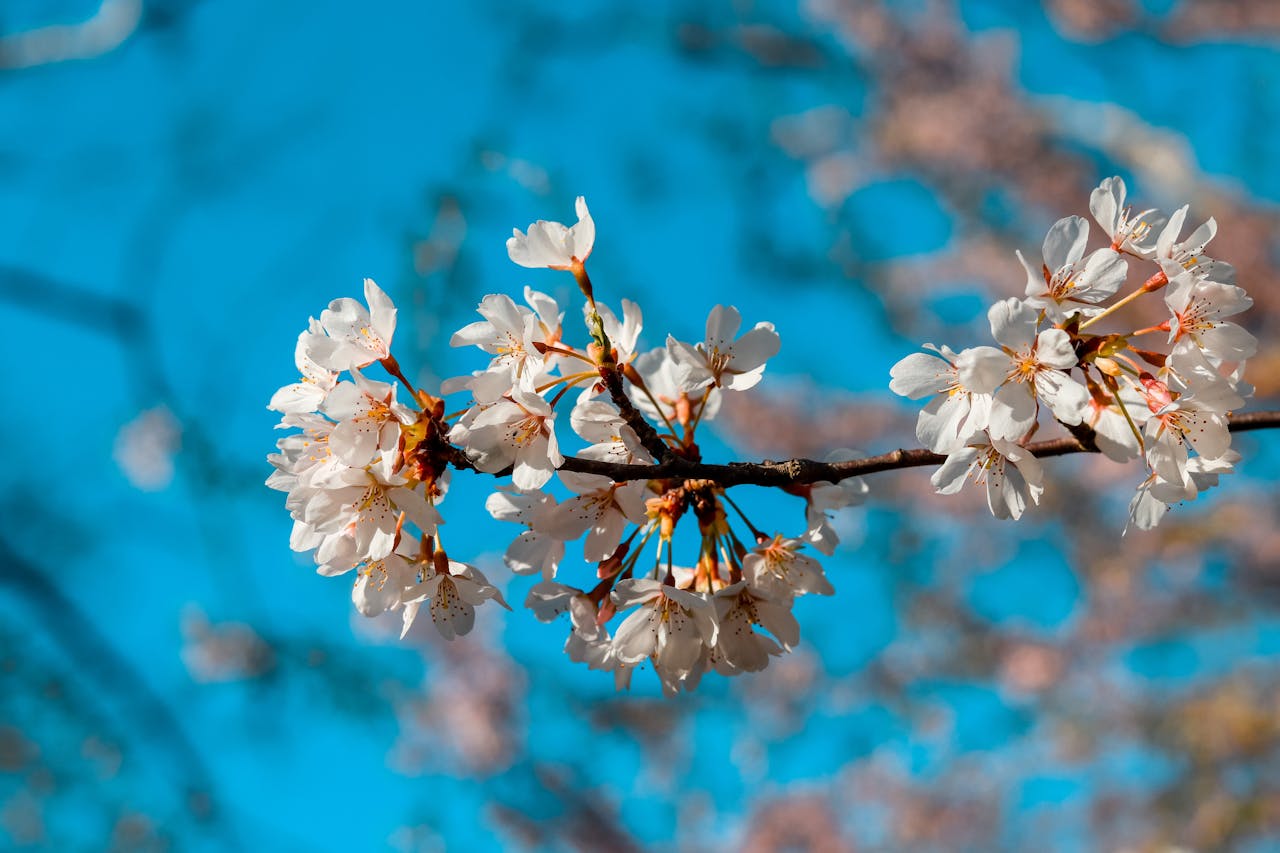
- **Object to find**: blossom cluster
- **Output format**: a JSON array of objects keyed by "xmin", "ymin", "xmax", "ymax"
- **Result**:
[
  {"xmin": 268, "ymin": 199, "xmax": 866, "ymax": 692},
  {"xmin": 890, "ymin": 176, "xmax": 1254, "ymax": 529}
]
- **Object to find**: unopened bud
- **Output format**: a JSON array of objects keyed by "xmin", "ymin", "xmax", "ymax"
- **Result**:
[{"xmin": 1094, "ymin": 357, "xmax": 1122, "ymax": 377}]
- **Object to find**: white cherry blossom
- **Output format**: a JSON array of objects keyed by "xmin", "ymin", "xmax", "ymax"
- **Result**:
[
  {"xmin": 525, "ymin": 582, "xmax": 614, "ymax": 670},
  {"xmin": 889, "ymin": 343, "xmax": 1005, "ymax": 453},
  {"xmin": 797, "ymin": 449, "xmax": 869, "ymax": 555},
  {"xmin": 1127, "ymin": 452, "xmax": 1240, "ymax": 532},
  {"xmin": 538, "ymin": 471, "xmax": 649, "ymax": 562},
  {"xmin": 713, "ymin": 582, "xmax": 797, "ymax": 673},
  {"xmin": 300, "ymin": 465, "xmax": 442, "ymax": 561},
  {"xmin": 610, "ymin": 578, "xmax": 718, "ymax": 687},
  {"xmin": 1138, "ymin": 374, "xmax": 1232, "ymax": 485},
  {"xmin": 666, "ymin": 305, "xmax": 780, "ymax": 392},
  {"xmin": 742, "ymin": 536, "xmax": 833, "ymax": 602},
  {"xmin": 452, "ymin": 380, "xmax": 563, "ymax": 490},
  {"xmin": 1018, "ymin": 215, "xmax": 1127, "ymax": 321},
  {"xmin": 932, "ymin": 433, "xmax": 1045, "ymax": 521},
  {"xmin": 986, "ymin": 297, "xmax": 1090, "ymax": 440},
  {"xmin": 401, "ymin": 558, "xmax": 509, "ymax": 640},
  {"xmin": 632, "ymin": 347, "xmax": 720, "ymax": 426},
  {"xmin": 1162, "ymin": 263, "xmax": 1256, "ymax": 363},
  {"xmin": 1156, "ymin": 204, "xmax": 1218, "ymax": 274},
  {"xmin": 1089, "ymin": 176, "xmax": 1164, "ymax": 258},
  {"xmin": 312, "ymin": 278, "xmax": 397, "ymax": 371},
  {"xmin": 507, "ymin": 196, "xmax": 595, "ymax": 270},
  {"xmin": 485, "ymin": 486, "xmax": 564, "ymax": 578},
  {"xmin": 449, "ymin": 293, "xmax": 548, "ymax": 403},
  {"xmin": 570, "ymin": 399, "xmax": 651, "ymax": 464},
  {"xmin": 321, "ymin": 369, "xmax": 414, "ymax": 468}
]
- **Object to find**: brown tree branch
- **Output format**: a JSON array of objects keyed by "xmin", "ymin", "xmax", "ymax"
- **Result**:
[{"xmin": 445, "ymin": 409, "xmax": 1280, "ymax": 488}]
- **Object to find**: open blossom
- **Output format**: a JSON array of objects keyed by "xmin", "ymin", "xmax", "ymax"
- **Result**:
[
  {"xmin": 1139, "ymin": 373, "xmax": 1233, "ymax": 485},
  {"xmin": 1089, "ymin": 176, "xmax": 1164, "ymax": 258},
  {"xmin": 1162, "ymin": 263, "xmax": 1256, "ymax": 363},
  {"xmin": 449, "ymin": 291, "xmax": 555, "ymax": 402},
  {"xmin": 667, "ymin": 304, "xmax": 780, "ymax": 392},
  {"xmin": 299, "ymin": 464, "xmax": 442, "ymax": 561},
  {"xmin": 889, "ymin": 343, "xmax": 1005, "ymax": 453},
  {"xmin": 320, "ymin": 370, "xmax": 414, "ymax": 467},
  {"xmin": 1018, "ymin": 215, "xmax": 1127, "ymax": 321},
  {"xmin": 743, "ymin": 536, "xmax": 833, "ymax": 601},
  {"xmin": 507, "ymin": 196, "xmax": 595, "ymax": 270},
  {"xmin": 986, "ymin": 298, "xmax": 1089, "ymax": 439},
  {"xmin": 401, "ymin": 558, "xmax": 509, "ymax": 640},
  {"xmin": 611, "ymin": 579, "xmax": 718, "ymax": 689},
  {"xmin": 794, "ymin": 449, "xmax": 868, "ymax": 555},
  {"xmin": 1156, "ymin": 204, "xmax": 1217, "ymax": 271},
  {"xmin": 310, "ymin": 278, "xmax": 398, "ymax": 371},
  {"xmin": 538, "ymin": 471, "xmax": 649, "ymax": 562},
  {"xmin": 713, "ymin": 582, "xmax": 797, "ymax": 674},
  {"xmin": 485, "ymin": 486, "xmax": 564, "ymax": 578},
  {"xmin": 451, "ymin": 380, "xmax": 563, "ymax": 490},
  {"xmin": 269, "ymin": 319, "xmax": 340, "ymax": 415},
  {"xmin": 932, "ymin": 433, "xmax": 1045, "ymax": 521}
]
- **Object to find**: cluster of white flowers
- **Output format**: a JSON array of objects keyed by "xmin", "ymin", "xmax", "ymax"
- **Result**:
[
  {"xmin": 269, "ymin": 198, "xmax": 867, "ymax": 692},
  {"xmin": 891, "ymin": 176, "xmax": 1254, "ymax": 530},
  {"xmin": 267, "ymin": 278, "xmax": 509, "ymax": 639}
]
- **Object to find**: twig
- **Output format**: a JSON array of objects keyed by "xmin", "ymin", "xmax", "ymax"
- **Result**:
[{"xmin": 445, "ymin": 409, "xmax": 1280, "ymax": 488}]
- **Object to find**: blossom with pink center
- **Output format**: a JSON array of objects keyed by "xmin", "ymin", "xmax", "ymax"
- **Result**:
[
  {"xmin": 931, "ymin": 433, "xmax": 1045, "ymax": 521},
  {"xmin": 1138, "ymin": 374, "xmax": 1232, "ymax": 485},
  {"xmin": 742, "ymin": 536, "xmax": 833, "ymax": 602},
  {"xmin": 1162, "ymin": 263, "xmax": 1256, "ymax": 363},
  {"xmin": 1089, "ymin": 176, "xmax": 1164, "ymax": 258},
  {"xmin": 506, "ymin": 196, "xmax": 595, "ymax": 270},
  {"xmin": 631, "ymin": 347, "xmax": 720, "ymax": 425},
  {"xmin": 1018, "ymin": 215, "xmax": 1127, "ymax": 321}
]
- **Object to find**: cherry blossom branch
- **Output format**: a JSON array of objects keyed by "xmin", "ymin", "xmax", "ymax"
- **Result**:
[
  {"xmin": 442, "ymin": 409, "xmax": 1280, "ymax": 488},
  {"xmin": 599, "ymin": 363, "xmax": 674, "ymax": 463}
]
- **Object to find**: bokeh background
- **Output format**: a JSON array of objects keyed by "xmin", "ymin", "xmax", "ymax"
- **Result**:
[{"xmin": 2, "ymin": 1, "xmax": 1280, "ymax": 850}]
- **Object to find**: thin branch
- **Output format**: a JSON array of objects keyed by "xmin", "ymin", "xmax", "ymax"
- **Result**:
[
  {"xmin": 600, "ymin": 364, "xmax": 673, "ymax": 463},
  {"xmin": 445, "ymin": 409, "xmax": 1280, "ymax": 488}
]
